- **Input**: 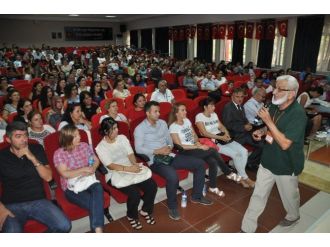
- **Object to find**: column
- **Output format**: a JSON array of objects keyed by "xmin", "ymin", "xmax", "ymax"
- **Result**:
[
  {"xmin": 138, "ymin": 30, "xmax": 141, "ymax": 49},
  {"xmin": 282, "ymin": 17, "xmax": 297, "ymax": 70},
  {"xmin": 152, "ymin": 28, "xmax": 156, "ymax": 51}
]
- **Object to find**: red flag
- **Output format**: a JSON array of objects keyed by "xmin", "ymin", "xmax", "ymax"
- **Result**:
[
  {"xmin": 278, "ymin": 20, "xmax": 288, "ymax": 37},
  {"xmin": 245, "ymin": 22, "xmax": 254, "ymax": 39},
  {"xmin": 227, "ymin": 24, "xmax": 235, "ymax": 39},
  {"xmin": 265, "ymin": 21, "xmax": 275, "ymax": 40},
  {"xmin": 204, "ymin": 26, "xmax": 210, "ymax": 40},
  {"xmin": 218, "ymin": 25, "xmax": 226, "ymax": 39},
  {"xmin": 185, "ymin": 26, "xmax": 191, "ymax": 39},
  {"xmin": 173, "ymin": 28, "xmax": 178, "ymax": 41},
  {"xmin": 237, "ymin": 22, "xmax": 245, "ymax": 39},
  {"xmin": 190, "ymin": 26, "xmax": 196, "ymax": 39},
  {"xmin": 168, "ymin": 28, "xmax": 173, "ymax": 40},
  {"xmin": 197, "ymin": 26, "xmax": 203, "ymax": 40},
  {"xmin": 211, "ymin": 24, "xmax": 218, "ymax": 39},
  {"xmin": 179, "ymin": 28, "xmax": 185, "ymax": 41},
  {"xmin": 255, "ymin": 22, "xmax": 264, "ymax": 40}
]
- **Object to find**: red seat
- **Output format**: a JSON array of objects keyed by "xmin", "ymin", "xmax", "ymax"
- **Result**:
[
  {"xmin": 14, "ymin": 83, "xmax": 33, "ymax": 100},
  {"xmin": 128, "ymin": 86, "xmax": 146, "ymax": 96},
  {"xmin": 124, "ymin": 95, "xmax": 135, "ymax": 109},
  {"xmin": 7, "ymin": 112, "xmax": 18, "ymax": 123},
  {"xmin": 146, "ymin": 84, "xmax": 155, "ymax": 94},
  {"xmin": 162, "ymin": 73, "xmax": 176, "ymax": 86},
  {"xmin": 159, "ymin": 102, "xmax": 172, "ymax": 122},
  {"xmin": 44, "ymin": 130, "xmax": 110, "ymax": 222},
  {"xmin": 12, "ymin": 80, "xmax": 29, "ymax": 87},
  {"xmin": 177, "ymin": 76, "xmax": 185, "ymax": 87},
  {"xmin": 172, "ymin": 89, "xmax": 187, "ymax": 100},
  {"xmin": 193, "ymin": 95, "xmax": 208, "ymax": 112},
  {"xmin": 215, "ymin": 99, "xmax": 231, "ymax": 121},
  {"xmin": 91, "ymin": 112, "xmax": 104, "ymax": 128},
  {"xmin": 127, "ymin": 107, "xmax": 146, "ymax": 123}
]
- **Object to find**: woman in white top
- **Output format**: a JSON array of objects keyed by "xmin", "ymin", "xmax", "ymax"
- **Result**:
[
  {"xmin": 27, "ymin": 110, "xmax": 55, "ymax": 147},
  {"xmin": 169, "ymin": 103, "xmax": 242, "ymax": 197},
  {"xmin": 195, "ymin": 97, "xmax": 254, "ymax": 189},
  {"xmin": 297, "ymin": 87, "xmax": 323, "ymax": 136},
  {"xmin": 2, "ymin": 89, "xmax": 20, "ymax": 121},
  {"xmin": 99, "ymin": 99, "xmax": 128, "ymax": 124},
  {"xmin": 77, "ymin": 76, "xmax": 91, "ymax": 94},
  {"xmin": 96, "ymin": 117, "xmax": 157, "ymax": 230},
  {"xmin": 113, "ymin": 80, "xmax": 131, "ymax": 99}
]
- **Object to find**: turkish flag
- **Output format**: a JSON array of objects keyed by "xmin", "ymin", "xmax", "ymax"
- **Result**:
[
  {"xmin": 168, "ymin": 28, "xmax": 173, "ymax": 40},
  {"xmin": 255, "ymin": 22, "xmax": 264, "ymax": 40},
  {"xmin": 190, "ymin": 26, "xmax": 196, "ymax": 39},
  {"xmin": 265, "ymin": 21, "xmax": 275, "ymax": 40},
  {"xmin": 237, "ymin": 22, "xmax": 245, "ymax": 39},
  {"xmin": 179, "ymin": 28, "xmax": 185, "ymax": 41},
  {"xmin": 204, "ymin": 26, "xmax": 210, "ymax": 40},
  {"xmin": 218, "ymin": 25, "xmax": 226, "ymax": 39},
  {"xmin": 212, "ymin": 25, "xmax": 218, "ymax": 39},
  {"xmin": 245, "ymin": 22, "xmax": 254, "ymax": 39},
  {"xmin": 227, "ymin": 24, "xmax": 235, "ymax": 39},
  {"xmin": 278, "ymin": 20, "xmax": 288, "ymax": 37},
  {"xmin": 173, "ymin": 28, "xmax": 178, "ymax": 41},
  {"xmin": 197, "ymin": 26, "xmax": 203, "ymax": 40},
  {"xmin": 185, "ymin": 26, "xmax": 191, "ymax": 39}
]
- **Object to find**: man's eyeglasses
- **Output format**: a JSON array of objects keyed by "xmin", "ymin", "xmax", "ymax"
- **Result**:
[{"xmin": 274, "ymin": 88, "xmax": 293, "ymax": 93}]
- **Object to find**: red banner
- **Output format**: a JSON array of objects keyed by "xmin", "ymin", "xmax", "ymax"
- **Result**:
[
  {"xmin": 237, "ymin": 22, "xmax": 245, "ymax": 39},
  {"xmin": 197, "ymin": 26, "xmax": 203, "ymax": 40},
  {"xmin": 255, "ymin": 22, "xmax": 264, "ymax": 40},
  {"xmin": 218, "ymin": 25, "xmax": 226, "ymax": 39},
  {"xmin": 227, "ymin": 24, "xmax": 235, "ymax": 39},
  {"xmin": 168, "ymin": 28, "xmax": 173, "ymax": 40},
  {"xmin": 265, "ymin": 21, "xmax": 276, "ymax": 40},
  {"xmin": 245, "ymin": 22, "xmax": 254, "ymax": 39},
  {"xmin": 278, "ymin": 20, "xmax": 288, "ymax": 37},
  {"xmin": 212, "ymin": 24, "xmax": 218, "ymax": 39},
  {"xmin": 179, "ymin": 28, "xmax": 185, "ymax": 41},
  {"xmin": 204, "ymin": 26, "xmax": 210, "ymax": 40},
  {"xmin": 190, "ymin": 26, "xmax": 196, "ymax": 39},
  {"xmin": 185, "ymin": 26, "xmax": 191, "ymax": 39}
]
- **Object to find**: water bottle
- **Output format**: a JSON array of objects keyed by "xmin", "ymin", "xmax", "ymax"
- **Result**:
[
  {"xmin": 88, "ymin": 155, "xmax": 94, "ymax": 166},
  {"xmin": 202, "ymin": 184, "xmax": 207, "ymax": 197},
  {"xmin": 181, "ymin": 191, "xmax": 187, "ymax": 208}
]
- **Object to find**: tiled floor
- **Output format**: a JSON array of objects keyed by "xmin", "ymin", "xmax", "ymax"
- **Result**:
[{"xmin": 103, "ymin": 170, "xmax": 319, "ymax": 233}]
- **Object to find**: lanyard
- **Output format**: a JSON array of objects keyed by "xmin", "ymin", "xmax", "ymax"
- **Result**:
[{"xmin": 272, "ymin": 109, "xmax": 285, "ymax": 125}]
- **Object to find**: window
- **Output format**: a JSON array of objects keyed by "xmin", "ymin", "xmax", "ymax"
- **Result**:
[
  {"xmin": 317, "ymin": 16, "xmax": 330, "ymax": 72},
  {"xmin": 242, "ymin": 38, "xmax": 247, "ymax": 65},
  {"xmin": 212, "ymin": 39, "xmax": 216, "ymax": 62},
  {"xmin": 271, "ymin": 28, "xmax": 286, "ymax": 68},
  {"xmin": 224, "ymin": 38, "xmax": 233, "ymax": 62}
]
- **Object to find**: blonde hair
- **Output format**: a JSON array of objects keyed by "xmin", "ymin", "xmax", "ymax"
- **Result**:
[
  {"xmin": 59, "ymin": 124, "xmax": 78, "ymax": 150},
  {"xmin": 104, "ymin": 99, "xmax": 117, "ymax": 110},
  {"xmin": 168, "ymin": 102, "xmax": 185, "ymax": 126}
]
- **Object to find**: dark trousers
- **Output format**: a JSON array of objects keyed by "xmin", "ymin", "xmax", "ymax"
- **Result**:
[
  {"xmin": 150, "ymin": 154, "xmax": 205, "ymax": 210},
  {"xmin": 110, "ymin": 178, "xmax": 157, "ymax": 219},
  {"xmin": 181, "ymin": 148, "xmax": 230, "ymax": 188}
]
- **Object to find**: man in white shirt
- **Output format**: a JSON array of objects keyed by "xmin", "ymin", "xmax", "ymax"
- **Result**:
[
  {"xmin": 244, "ymin": 88, "xmax": 266, "ymax": 124},
  {"xmin": 150, "ymin": 80, "xmax": 175, "ymax": 104},
  {"xmin": 201, "ymin": 71, "xmax": 221, "ymax": 102}
]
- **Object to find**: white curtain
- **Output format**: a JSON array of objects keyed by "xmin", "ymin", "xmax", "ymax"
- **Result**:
[{"xmin": 317, "ymin": 15, "xmax": 330, "ymax": 72}]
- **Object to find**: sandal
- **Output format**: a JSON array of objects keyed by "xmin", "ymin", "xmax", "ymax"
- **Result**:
[
  {"xmin": 127, "ymin": 218, "xmax": 143, "ymax": 230},
  {"xmin": 226, "ymin": 173, "xmax": 241, "ymax": 183},
  {"xmin": 208, "ymin": 187, "xmax": 225, "ymax": 197},
  {"xmin": 140, "ymin": 211, "xmax": 156, "ymax": 225}
]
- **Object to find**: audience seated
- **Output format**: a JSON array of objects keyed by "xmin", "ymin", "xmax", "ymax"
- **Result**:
[
  {"xmin": 150, "ymin": 80, "xmax": 175, "ymax": 104},
  {"xmin": 99, "ymin": 99, "xmax": 128, "ymax": 124}
]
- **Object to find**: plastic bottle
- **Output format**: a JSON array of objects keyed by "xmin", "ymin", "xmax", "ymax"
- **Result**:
[
  {"xmin": 202, "ymin": 184, "xmax": 207, "ymax": 197},
  {"xmin": 88, "ymin": 155, "xmax": 94, "ymax": 166},
  {"xmin": 181, "ymin": 191, "xmax": 187, "ymax": 208}
]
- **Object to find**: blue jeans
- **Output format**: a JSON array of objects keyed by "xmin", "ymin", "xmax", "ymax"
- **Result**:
[
  {"xmin": 64, "ymin": 182, "xmax": 104, "ymax": 231},
  {"xmin": 2, "ymin": 199, "xmax": 71, "ymax": 233},
  {"xmin": 151, "ymin": 154, "xmax": 205, "ymax": 210}
]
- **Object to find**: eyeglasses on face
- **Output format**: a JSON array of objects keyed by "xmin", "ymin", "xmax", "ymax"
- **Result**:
[{"xmin": 274, "ymin": 88, "xmax": 292, "ymax": 93}]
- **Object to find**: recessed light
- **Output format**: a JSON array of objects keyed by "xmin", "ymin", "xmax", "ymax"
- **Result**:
[
  {"xmin": 69, "ymin": 14, "xmax": 79, "ymax": 17},
  {"xmin": 105, "ymin": 15, "xmax": 116, "ymax": 18}
]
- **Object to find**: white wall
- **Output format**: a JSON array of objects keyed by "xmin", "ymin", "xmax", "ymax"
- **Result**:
[{"xmin": 0, "ymin": 19, "xmax": 121, "ymax": 48}]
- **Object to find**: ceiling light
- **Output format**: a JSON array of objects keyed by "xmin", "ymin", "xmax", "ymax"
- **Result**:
[
  {"xmin": 105, "ymin": 15, "xmax": 116, "ymax": 18},
  {"xmin": 69, "ymin": 14, "xmax": 79, "ymax": 17}
]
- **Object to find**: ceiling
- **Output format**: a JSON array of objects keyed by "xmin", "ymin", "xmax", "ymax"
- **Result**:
[{"xmin": 0, "ymin": 14, "xmax": 172, "ymax": 23}]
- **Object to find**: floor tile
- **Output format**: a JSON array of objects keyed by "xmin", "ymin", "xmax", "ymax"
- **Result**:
[
  {"xmin": 300, "ymin": 192, "xmax": 330, "ymax": 219},
  {"xmin": 104, "ymin": 220, "xmax": 129, "ymax": 233}
]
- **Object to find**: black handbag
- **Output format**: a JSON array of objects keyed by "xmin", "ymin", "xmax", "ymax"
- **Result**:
[
  {"xmin": 153, "ymin": 154, "xmax": 174, "ymax": 166},
  {"xmin": 215, "ymin": 132, "xmax": 234, "ymax": 145}
]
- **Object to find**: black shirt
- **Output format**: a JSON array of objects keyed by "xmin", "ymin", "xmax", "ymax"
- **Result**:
[
  {"xmin": 0, "ymin": 144, "xmax": 48, "ymax": 204},
  {"xmin": 82, "ymin": 103, "xmax": 99, "ymax": 121}
]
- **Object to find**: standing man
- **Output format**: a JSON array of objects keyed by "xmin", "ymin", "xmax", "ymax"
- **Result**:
[
  {"xmin": 0, "ymin": 121, "xmax": 71, "ymax": 233},
  {"xmin": 241, "ymin": 75, "xmax": 307, "ymax": 232}
]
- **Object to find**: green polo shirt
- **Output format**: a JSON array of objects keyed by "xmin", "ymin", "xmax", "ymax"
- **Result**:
[{"xmin": 261, "ymin": 101, "xmax": 307, "ymax": 176}]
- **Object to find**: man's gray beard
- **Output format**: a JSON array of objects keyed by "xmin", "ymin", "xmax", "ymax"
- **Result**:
[{"xmin": 272, "ymin": 93, "xmax": 288, "ymax": 105}]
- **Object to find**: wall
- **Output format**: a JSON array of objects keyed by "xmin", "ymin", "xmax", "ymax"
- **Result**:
[{"xmin": 0, "ymin": 19, "xmax": 121, "ymax": 48}]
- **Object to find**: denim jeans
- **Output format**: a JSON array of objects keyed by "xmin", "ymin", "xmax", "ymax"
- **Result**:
[
  {"xmin": 151, "ymin": 154, "xmax": 205, "ymax": 210},
  {"xmin": 218, "ymin": 141, "xmax": 249, "ymax": 179},
  {"xmin": 64, "ymin": 182, "xmax": 104, "ymax": 231},
  {"xmin": 2, "ymin": 199, "xmax": 71, "ymax": 233}
]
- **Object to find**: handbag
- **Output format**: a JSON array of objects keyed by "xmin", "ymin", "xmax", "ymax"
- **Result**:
[
  {"xmin": 198, "ymin": 138, "xmax": 219, "ymax": 151},
  {"xmin": 67, "ymin": 174, "xmax": 99, "ymax": 194},
  {"xmin": 110, "ymin": 165, "xmax": 152, "ymax": 189},
  {"xmin": 215, "ymin": 132, "xmax": 233, "ymax": 145},
  {"xmin": 153, "ymin": 154, "xmax": 174, "ymax": 166}
]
